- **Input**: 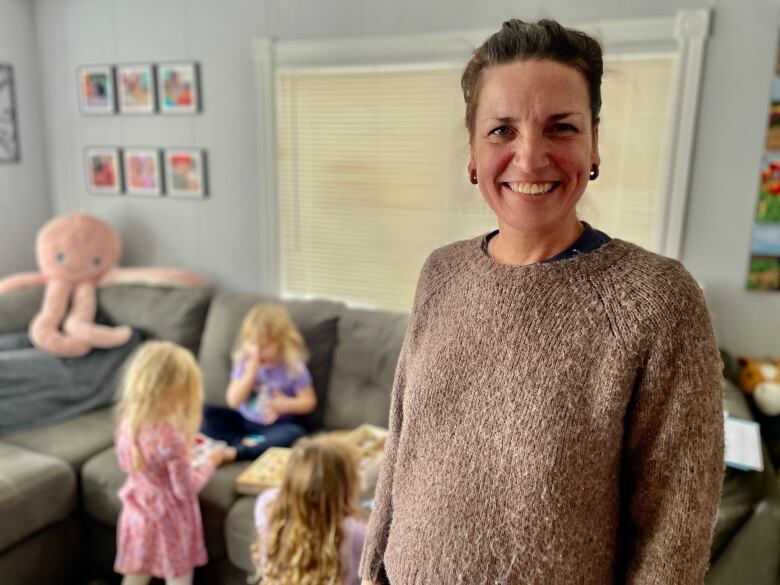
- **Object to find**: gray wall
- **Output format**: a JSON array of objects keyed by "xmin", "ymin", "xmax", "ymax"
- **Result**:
[
  {"xmin": 32, "ymin": 0, "xmax": 780, "ymax": 356},
  {"xmin": 0, "ymin": 0, "xmax": 50, "ymax": 274}
]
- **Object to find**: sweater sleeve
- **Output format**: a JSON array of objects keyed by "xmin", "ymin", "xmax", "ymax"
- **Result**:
[
  {"xmin": 621, "ymin": 269, "xmax": 724, "ymax": 584},
  {"xmin": 358, "ymin": 252, "xmax": 442, "ymax": 582},
  {"xmin": 358, "ymin": 328, "xmax": 410, "ymax": 581}
]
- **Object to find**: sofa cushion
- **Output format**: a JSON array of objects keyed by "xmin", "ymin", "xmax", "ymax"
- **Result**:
[
  {"xmin": 224, "ymin": 495, "xmax": 256, "ymax": 573},
  {"xmin": 713, "ymin": 378, "xmax": 775, "ymax": 559},
  {"xmin": 4, "ymin": 407, "xmax": 115, "ymax": 470},
  {"xmin": 81, "ymin": 445, "xmax": 252, "ymax": 560},
  {"xmin": 0, "ymin": 442, "xmax": 77, "ymax": 551},
  {"xmin": 199, "ymin": 293, "xmax": 344, "ymax": 407},
  {"xmin": 98, "ymin": 283, "xmax": 212, "ymax": 354},
  {"xmin": 324, "ymin": 307, "xmax": 408, "ymax": 430},
  {"xmin": 0, "ymin": 287, "xmax": 43, "ymax": 335}
]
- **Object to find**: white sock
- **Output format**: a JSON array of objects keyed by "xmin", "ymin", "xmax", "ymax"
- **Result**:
[{"xmin": 121, "ymin": 576, "xmax": 151, "ymax": 585}]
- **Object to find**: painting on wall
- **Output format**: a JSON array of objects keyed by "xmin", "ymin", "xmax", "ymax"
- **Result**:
[
  {"xmin": 85, "ymin": 147, "xmax": 122, "ymax": 194},
  {"xmin": 158, "ymin": 63, "xmax": 200, "ymax": 114},
  {"xmin": 123, "ymin": 148, "xmax": 162, "ymax": 196},
  {"xmin": 747, "ymin": 38, "xmax": 780, "ymax": 292},
  {"xmin": 117, "ymin": 64, "xmax": 156, "ymax": 114},
  {"xmin": 78, "ymin": 65, "xmax": 116, "ymax": 114},
  {"xmin": 0, "ymin": 63, "xmax": 20, "ymax": 162},
  {"xmin": 164, "ymin": 148, "xmax": 207, "ymax": 198}
]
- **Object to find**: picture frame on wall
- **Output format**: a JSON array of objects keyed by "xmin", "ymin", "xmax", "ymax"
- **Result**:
[
  {"xmin": 0, "ymin": 63, "xmax": 20, "ymax": 163},
  {"xmin": 85, "ymin": 147, "xmax": 122, "ymax": 194},
  {"xmin": 117, "ymin": 64, "xmax": 156, "ymax": 114},
  {"xmin": 78, "ymin": 65, "xmax": 116, "ymax": 114},
  {"xmin": 123, "ymin": 148, "xmax": 162, "ymax": 196},
  {"xmin": 158, "ymin": 62, "xmax": 200, "ymax": 114},
  {"xmin": 164, "ymin": 148, "xmax": 207, "ymax": 198}
]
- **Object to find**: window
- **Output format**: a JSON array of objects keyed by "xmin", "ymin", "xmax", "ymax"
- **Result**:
[{"xmin": 254, "ymin": 10, "xmax": 710, "ymax": 310}]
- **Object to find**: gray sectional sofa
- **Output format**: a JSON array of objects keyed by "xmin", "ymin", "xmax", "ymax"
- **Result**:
[{"xmin": 0, "ymin": 283, "xmax": 778, "ymax": 585}]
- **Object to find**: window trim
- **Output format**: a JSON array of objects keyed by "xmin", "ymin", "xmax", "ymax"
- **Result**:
[{"xmin": 253, "ymin": 9, "xmax": 710, "ymax": 296}]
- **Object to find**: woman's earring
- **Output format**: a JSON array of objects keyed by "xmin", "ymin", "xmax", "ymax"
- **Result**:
[
  {"xmin": 469, "ymin": 169, "xmax": 478, "ymax": 185},
  {"xmin": 589, "ymin": 164, "xmax": 600, "ymax": 181}
]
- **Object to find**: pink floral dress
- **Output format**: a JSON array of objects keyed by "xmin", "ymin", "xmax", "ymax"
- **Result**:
[{"xmin": 114, "ymin": 421, "xmax": 216, "ymax": 578}]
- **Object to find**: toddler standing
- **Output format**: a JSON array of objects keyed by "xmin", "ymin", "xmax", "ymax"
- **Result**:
[
  {"xmin": 202, "ymin": 303, "xmax": 316, "ymax": 461},
  {"xmin": 253, "ymin": 436, "xmax": 366, "ymax": 585},
  {"xmin": 114, "ymin": 340, "xmax": 224, "ymax": 585}
]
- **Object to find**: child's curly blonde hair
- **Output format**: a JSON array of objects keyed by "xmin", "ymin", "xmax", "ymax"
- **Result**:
[
  {"xmin": 253, "ymin": 436, "xmax": 361, "ymax": 585},
  {"xmin": 115, "ymin": 340, "xmax": 203, "ymax": 469},
  {"xmin": 234, "ymin": 303, "xmax": 308, "ymax": 369}
]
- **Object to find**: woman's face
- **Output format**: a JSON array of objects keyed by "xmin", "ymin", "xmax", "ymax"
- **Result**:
[{"xmin": 469, "ymin": 59, "xmax": 599, "ymax": 237}]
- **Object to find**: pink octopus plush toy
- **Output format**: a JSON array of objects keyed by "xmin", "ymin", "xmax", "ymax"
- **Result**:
[{"xmin": 0, "ymin": 212, "xmax": 205, "ymax": 358}]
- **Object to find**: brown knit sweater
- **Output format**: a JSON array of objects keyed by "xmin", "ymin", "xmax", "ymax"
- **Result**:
[{"xmin": 359, "ymin": 235, "xmax": 724, "ymax": 585}]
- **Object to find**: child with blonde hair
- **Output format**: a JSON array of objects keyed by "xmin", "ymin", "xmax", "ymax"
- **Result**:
[
  {"xmin": 253, "ymin": 436, "xmax": 366, "ymax": 585},
  {"xmin": 114, "ymin": 340, "xmax": 224, "ymax": 585},
  {"xmin": 201, "ymin": 302, "xmax": 316, "ymax": 461}
]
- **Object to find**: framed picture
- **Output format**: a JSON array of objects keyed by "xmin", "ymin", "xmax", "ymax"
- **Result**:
[
  {"xmin": 117, "ymin": 64, "xmax": 156, "ymax": 114},
  {"xmin": 158, "ymin": 62, "xmax": 200, "ymax": 114},
  {"xmin": 85, "ymin": 147, "xmax": 122, "ymax": 194},
  {"xmin": 0, "ymin": 63, "xmax": 20, "ymax": 162},
  {"xmin": 123, "ymin": 148, "xmax": 162, "ymax": 196},
  {"xmin": 164, "ymin": 148, "xmax": 207, "ymax": 198},
  {"xmin": 78, "ymin": 65, "xmax": 115, "ymax": 114}
]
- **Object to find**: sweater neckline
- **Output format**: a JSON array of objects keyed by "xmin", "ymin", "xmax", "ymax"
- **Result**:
[{"xmin": 465, "ymin": 232, "xmax": 632, "ymax": 282}]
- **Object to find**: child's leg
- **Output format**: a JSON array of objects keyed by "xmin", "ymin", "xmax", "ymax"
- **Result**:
[
  {"xmin": 121, "ymin": 576, "xmax": 152, "ymax": 585},
  {"xmin": 166, "ymin": 570, "xmax": 193, "ymax": 585},
  {"xmin": 234, "ymin": 422, "xmax": 306, "ymax": 460},
  {"xmin": 201, "ymin": 405, "xmax": 246, "ymax": 445}
]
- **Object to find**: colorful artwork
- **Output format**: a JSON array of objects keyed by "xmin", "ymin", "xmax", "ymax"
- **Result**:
[
  {"xmin": 747, "ymin": 36, "xmax": 780, "ymax": 292},
  {"xmin": 117, "ymin": 65, "xmax": 156, "ymax": 114},
  {"xmin": 123, "ymin": 148, "xmax": 161, "ymax": 196},
  {"xmin": 85, "ymin": 147, "xmax": 122, "ymax": 194},
  {"xmin": 164, "ymin": 149, "xmax": 207, "ymax": 198},
  {"xmin": 158, "ymin": 63, "xmax": 200, "ymax": 114},
  {"xmin": 78, "ymin": 65, "xmax": 115, "ymax": 114}
]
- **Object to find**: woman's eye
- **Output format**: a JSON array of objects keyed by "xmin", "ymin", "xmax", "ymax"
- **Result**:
[
  {"xmin": 551, "ymin": 123, "xmax": 577, "ymax": 133},
  {"xmin": 490, "ymin": 126, "xmax": 511, "ymax": 137}
]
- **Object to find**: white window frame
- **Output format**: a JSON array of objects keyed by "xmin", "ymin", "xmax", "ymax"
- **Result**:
[{"xmin": 253, "ymin": 9, "xmax": 710, "ymax": 297}]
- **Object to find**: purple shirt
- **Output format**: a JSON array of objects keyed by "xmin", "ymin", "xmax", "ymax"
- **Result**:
[
  {"xmin": 230, "ymin": 359, "xmax": 312, "ymax": 425},
  {"xmin": 254, "ymin": 487, "xmax": 366, "ymax": 585}
]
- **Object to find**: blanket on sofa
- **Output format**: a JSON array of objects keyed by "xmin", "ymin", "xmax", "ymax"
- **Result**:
[{"xmin": 0, "ymin": 329, "xmax": 143, "ymax": 435}]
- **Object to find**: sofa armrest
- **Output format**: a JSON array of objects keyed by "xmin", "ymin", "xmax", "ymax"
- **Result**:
[{"xmin": 707, "ymin": 490, "xmax": 780, "ymax": 585}]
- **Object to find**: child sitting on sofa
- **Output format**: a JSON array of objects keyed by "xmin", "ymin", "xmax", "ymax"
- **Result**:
[
  {"xmin": 202, "ymin": 302, "xmax": 316, "ymax": 461},
  {"xmin": 252, "ymin": 436, "xmax": 366, "ymax": 585},
  {"xmin": 114, "ymin": 341, "xmax": 226, "ymax": 585}
]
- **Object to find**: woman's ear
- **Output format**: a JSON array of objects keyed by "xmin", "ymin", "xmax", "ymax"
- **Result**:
[{"xmin": 591, "ymin": 124, "xmax": 601, "ymax": 167}]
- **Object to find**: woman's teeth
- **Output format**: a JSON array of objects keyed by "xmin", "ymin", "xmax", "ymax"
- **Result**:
[{"xmin": 506, "ymin": 182, "xmax": 555, "ymax": 195}]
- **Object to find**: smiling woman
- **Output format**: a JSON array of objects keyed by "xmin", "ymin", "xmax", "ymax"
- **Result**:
[
  {"xmin": 358, "ymin": 19, "xmax": 724, "ymax": 585},
  {"xmin": 468, "ymin": 59, "xmax": 599, "ymax": 264}
]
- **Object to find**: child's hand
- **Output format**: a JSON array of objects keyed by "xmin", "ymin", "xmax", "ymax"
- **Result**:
[
  {"xmin": 244, "ymin": 341, "xmax": 262, "ymax": 367},
  {"xmin": 262, "ymin": 389, "xmax": 288, "ymax": 424},
  {"xmin": 207, "ymin": 446, "xmax": 227, "ymax": 467}
]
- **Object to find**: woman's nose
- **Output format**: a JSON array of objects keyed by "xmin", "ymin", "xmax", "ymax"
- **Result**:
[{"xmin": 512, "ymin": 133, "xmax": 549, "ymax": 172}]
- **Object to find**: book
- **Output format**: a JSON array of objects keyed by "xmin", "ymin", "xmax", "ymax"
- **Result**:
[{"xmin": 724, "ymin": 414, "xmax": 764, "ymax": 472}]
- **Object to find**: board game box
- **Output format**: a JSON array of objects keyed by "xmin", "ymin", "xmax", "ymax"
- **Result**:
[{"xmin": 235, "ymin": 424, "xmax": 388, "ymax": 496}]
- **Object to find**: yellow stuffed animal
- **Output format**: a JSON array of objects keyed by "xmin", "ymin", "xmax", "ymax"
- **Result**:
[{"xmin": 737, "ymin": 356, "xmax": 780, "ymax": 416}]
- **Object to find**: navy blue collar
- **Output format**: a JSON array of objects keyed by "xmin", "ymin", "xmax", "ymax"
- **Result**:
[{"xmin": 481, "ymin": 222, "xmax": 611, "ymax": 264}]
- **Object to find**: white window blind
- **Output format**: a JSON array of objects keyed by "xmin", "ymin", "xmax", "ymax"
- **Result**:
[
  {"xmin": 257, "ymin": 10, "xmax": 711, "ymax": 310},
  {"xmin": 276, "ymin": 56, "xmax": 675, "ymax": 310}
]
